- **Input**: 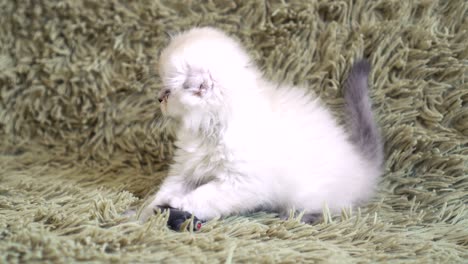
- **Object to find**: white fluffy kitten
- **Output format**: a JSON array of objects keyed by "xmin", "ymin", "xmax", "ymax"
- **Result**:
[{"xmin": 140, "ymin": 27, "xmax": 383, "ymax": 222}]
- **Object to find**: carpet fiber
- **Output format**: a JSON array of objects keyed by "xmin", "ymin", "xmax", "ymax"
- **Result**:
[{"xmin": 1, "ymin": 0, "xmax": 467, "ymax": 262}]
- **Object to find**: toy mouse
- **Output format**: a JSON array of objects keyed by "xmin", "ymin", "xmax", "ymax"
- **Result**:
[{"xmin": 156, "ymin": 206, "xmax": 203, "ymax": 231}]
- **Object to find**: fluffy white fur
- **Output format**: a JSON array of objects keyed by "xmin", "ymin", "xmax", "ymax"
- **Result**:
[{"xmin": 140, "ymin": 27, "xmax": 381, "ymax": 221}]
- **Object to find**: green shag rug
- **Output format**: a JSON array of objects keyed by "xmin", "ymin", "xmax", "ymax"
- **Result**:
[{"xmin": 1, "ymin": 0, "xmax": 467, "ymax": 262}]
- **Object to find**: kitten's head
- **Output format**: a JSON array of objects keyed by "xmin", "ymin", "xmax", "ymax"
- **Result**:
[{"xmin": 156, "ymin": 27, "xmax": 252, "ymax": 124}]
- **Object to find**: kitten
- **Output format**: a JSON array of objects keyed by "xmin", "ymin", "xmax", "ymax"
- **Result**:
[{"xmin": 139, "ymin": 27, "xmax": 383, "ymax": 222}]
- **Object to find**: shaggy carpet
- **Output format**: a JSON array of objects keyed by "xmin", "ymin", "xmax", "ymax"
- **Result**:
[{"xmin": 1, "ymin": 0, "xmax": 467, "ymax": 262}]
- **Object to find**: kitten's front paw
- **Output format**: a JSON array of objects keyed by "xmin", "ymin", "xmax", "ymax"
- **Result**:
[
  {"xmin": 177, "ymin": 197, "xmax": 220, "ymax": 221},
  {"xmin": 137, "ymin": 193, "xmax": 183, "ymax": 222},
  {"xmin": 154, "ymin": 192, "xmax": 184, "ymax": 210},
  {"xmin": 164, "ymin": 196, "xmax": 184, "ymax": 210}
]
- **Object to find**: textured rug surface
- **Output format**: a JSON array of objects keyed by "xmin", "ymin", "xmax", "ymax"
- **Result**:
[{"xmin": 1, "ymin": 0, "xmax": 467, "ymax": 262}]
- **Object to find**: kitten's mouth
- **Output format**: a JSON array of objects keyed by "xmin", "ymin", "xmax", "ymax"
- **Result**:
[
  {"xmin": 158, "ymin": 89, "xmax": 170, "ymax": 103},
  {"xmin": 159, "ymin": 96, "xmax": 168, "ymax": 114},
  {"xmin": 160, "ymin": 95, "xmax": 169, "ymax": 104}
]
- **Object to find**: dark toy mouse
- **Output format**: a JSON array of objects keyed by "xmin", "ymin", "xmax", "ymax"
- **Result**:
[{"xmin": 156, "ymin": 206, "xmax": 203, "ymax": 231}]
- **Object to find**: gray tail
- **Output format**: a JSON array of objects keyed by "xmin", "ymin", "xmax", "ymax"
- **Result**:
[{"xmin": 344, "ymin": 60, "xmax": 383, "ymax": 167}]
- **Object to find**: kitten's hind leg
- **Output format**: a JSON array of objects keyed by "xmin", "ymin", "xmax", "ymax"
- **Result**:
[
  {"xmin": 301, "ymin": 213, "xmax": 322, "ymax": 224},
  {"xmin": 279, "ymin": 210, "xmax": 322, "ymax": 224}
]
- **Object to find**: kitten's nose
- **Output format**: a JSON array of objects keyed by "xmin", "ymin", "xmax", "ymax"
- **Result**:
[{"xmin": 158, "ymin": 89, "xmax": 171, "ymax": 103}]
